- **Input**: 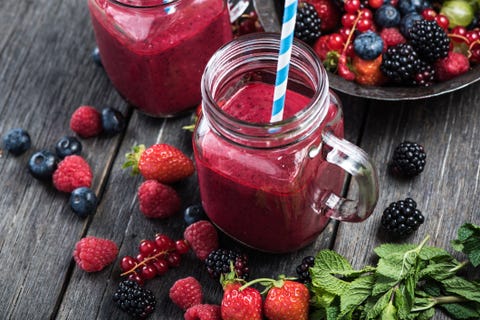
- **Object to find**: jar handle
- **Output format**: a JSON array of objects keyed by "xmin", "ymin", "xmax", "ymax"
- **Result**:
[{"xmin": 313, "ymin": 131, "xmax": 379, "ymax": 222}]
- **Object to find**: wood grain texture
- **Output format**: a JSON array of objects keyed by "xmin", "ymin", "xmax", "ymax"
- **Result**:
[
  {"xmin": 0, "ymin": 0, "xmax": 127, "ymax": 318},
  {"xmin": 2, "ymin": 0, "xmax": 478, "ymax": 319}
]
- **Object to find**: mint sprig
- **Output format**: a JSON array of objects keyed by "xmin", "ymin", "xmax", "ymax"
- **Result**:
[{"xmin": 309, "ymin": 223, "xmax": 480, "ymax": 320}]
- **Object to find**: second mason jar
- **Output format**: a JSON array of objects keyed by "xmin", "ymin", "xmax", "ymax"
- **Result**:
[
  {"xmin": 194, "ymin": 33, "xmax": 379, "ymax": 253},
  {"xmin": 88, "ymin": 0, "xmax": 233, "ymax": 117}
]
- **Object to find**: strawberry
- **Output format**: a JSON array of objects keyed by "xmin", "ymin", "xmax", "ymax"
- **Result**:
[
  {"xmin": 434, "ymin": 51, "xmax": 470, "ymax": 81},
  {"xmin": 137, "ymin": 180, "xmax": 181, "ymax": 218},
  {"xmin": 308, "ymin": 0, "xmax": 341, "ymax": 32},
  {"xmin": 263, "ymin": 279, "xmax": 310, "ymax": 320},
  {"xmin": 169, "ymin": 276, "xmax": 203, "ymax": 310},
  {"xmin": 123, "ymin": 143, "xmax": 195, "ymax": 184},
  {"xmin": 221, "ymin": 282, "xmax": 263, "ymax": 320},
  {"xmin": 70, "ymin": 105, "xmax": 102, "ymax": 138},
  {"xmin": 352, "ymin": 55, "xmax": 387, "ymax": 86},
  {"xmin": 73, "ymin": 236, "xmax": 118, "ymax": 272},
  {"xmin": 53, "ymin": 155, "xmax": 93, "ymax": 193},
  {"xmin": 184, "ymin": 221, "xmax": 219, "ymax": 261}
]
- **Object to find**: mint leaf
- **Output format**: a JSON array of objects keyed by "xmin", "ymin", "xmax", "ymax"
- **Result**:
[
  {"xmin": 418, "ymin": 261, "xmax": 458, "ymax": 281},
  {"xmin": 372, "ymin": 273, "xmax": 397, "ymax": 296},
  {"xmin": 393, "ymin": 286, "xmax": 410, "ymax": 319},
  {"xmin": 310, "ymin": 286, "xmax": 337, "ymax": 308},
  {"xmin": 375, "ymin": 243, "xmax": 417, "ymax": 258},
  {"xmin": 365, "ymin": 288, "xmax": 393, "ymax": 319},
  {"xmin": 440, "ymin": 302, "xmax": 480, "ymax": 319},
  {"xmin": 380, "ymin": 301, "xmax": 397, "ymax": 320},
  {"xmin": 416, "ymin": 307, "xmax": 436, "ymax": 320},
  {"xmin": 310, "ymin": 250, "xmax": 354, "ymax": 296},
  {"xmin": 451, "ymin": 223, "xmax": 480, "ymax": 267},
  {"xmin": 339, "ymin": 274, "xmax": 375, "ymax": 317},
  {"xmin": 442, "ymin": 276, "xmax": 480, "ymax": 303}
]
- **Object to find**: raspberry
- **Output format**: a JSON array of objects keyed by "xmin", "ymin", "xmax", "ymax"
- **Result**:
[
  {"xmin": 70, "ymin": 105, "xmax": 102, "ymax": 138},
  {"xmin": 379, "ymin": 27, "xmax": 406, "ymax": 49},
  {"xmin": 137, "ymin": 180, "xmax": 181, "ymax": 218},
  {"xmin": 434, "ymin": 51, "xmax": 470, "ymax": 82},
  {"xmin": 113, "ymin": 280, "xmax": 156, "ymax": 318},
  {"xmin": 380, "ymin": 198, "xmax": 425, "ymax": 237},
  {"xmin": 184, "ymin": 304, "xmax": 221, "ymax": 320},
  {"xmin": 73, "ymin": 236, "xmax": 118, "ymax": 272},
  {"xmin": 205, "ymin": 248, "xmax": 249, "ymax": 280},
  {"xmin": 391, "ymin": 141, "xmax": 426, "ymax": 177},
  {"xmin": 169, "ymin": 276, "xmax": 203, "ymax": 310},
  {"xmin": 184, "ymin": 221, "xmax": 219, "ymax": 261},
  {"xmin": 53, "ymin": 155, "xmax": 93, "ymax": 192}
]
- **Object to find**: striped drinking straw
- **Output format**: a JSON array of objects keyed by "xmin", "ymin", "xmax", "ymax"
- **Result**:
[{"xmin": 270, "ymin": 0, "xmax": 298, "ymax": 123}]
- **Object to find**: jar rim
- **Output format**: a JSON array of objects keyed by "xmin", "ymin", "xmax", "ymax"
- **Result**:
[
  {"xmin": 110, "ymin": 0, "xmax": 178, "ymax": 8},
  {"xmin": 201, "ymin": 32, "xmax": 330, "ymax": 147}
]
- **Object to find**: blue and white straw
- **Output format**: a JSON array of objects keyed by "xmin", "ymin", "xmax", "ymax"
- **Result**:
[{"xmin": 270, "ymin": 0, "xmax": 298, "ymax": 123}]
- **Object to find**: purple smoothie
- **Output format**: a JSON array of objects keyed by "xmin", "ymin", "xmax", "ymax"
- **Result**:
[
  {"xmin": 88, "ymin": 0, "xmax": 233, "ymax": 116},
  {"xmin": 195, "ymin": 83, "xmax": 345, "ymax": 252}
]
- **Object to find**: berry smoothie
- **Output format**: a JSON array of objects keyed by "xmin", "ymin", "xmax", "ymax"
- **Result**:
[
  {"xmin": 195, "ymin": 82, "xmax": 345, "ymax": 252},
  {"xmin": 88, "ymin": 0, "xmax": 232, "ymax": 116}
]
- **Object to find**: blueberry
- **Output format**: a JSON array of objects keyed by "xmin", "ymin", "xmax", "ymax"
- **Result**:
[
  {"xmin": 70, "ymin": 187, "xmax": 98, "ymax": 218},
  {"xmin": 375, "ymin": 4, "xmax": 401, "ymax": 28},
  {"xmin": 91, "ymin": 47, "xmax": 102, "ymax": 67},
  {"xmin": 2, "ymin": 128, "xmax": 31, "ymax": 156},
  {"xmin": 398, "ymin": 0, "xmax": 431, "ymax": 15},
  {"xmin": 55, "ymin": 136, "xmax": 82, "ymax": 159},
  {"xmin": 353, "ymin": 31, "xmax": 384, "ymax": 60},
  {"xmin": 101, "ymin": 107, "xmax": 125, "ymax": 135},
  {"xmin": 399, "ymin": 12, "xmax": 423, "ymax": 38},
  {"xmin": 28, "ymin": 150, "xmax": 58, "ymax": 180},
  {"xmin": 183, "ymin": 204, "xmax": 207, "ymax": 225}
]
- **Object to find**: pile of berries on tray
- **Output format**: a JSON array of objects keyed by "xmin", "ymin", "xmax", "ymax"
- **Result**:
[{"xmin": 296, "ymin": 0, "xmax": 480, "ymax": 86}]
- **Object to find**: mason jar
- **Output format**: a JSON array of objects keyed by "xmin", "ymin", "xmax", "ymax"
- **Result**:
[
  {"xmin": 88, "ymin": 0, "xmax": 233, "ymax": 116},
  {"xmin": 193, "ymin": 33, "xmax": 379, "ymax": 253}
]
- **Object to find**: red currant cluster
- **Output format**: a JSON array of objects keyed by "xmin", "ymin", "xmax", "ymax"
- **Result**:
[{"xmin": 119, "ymin": 234, "xmax": 190, "ymax": 285}]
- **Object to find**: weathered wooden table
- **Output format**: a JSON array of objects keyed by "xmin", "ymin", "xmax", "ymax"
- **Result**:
[{"xmin": 1, "ymin": 0, "xmax": 480, "ymax": 319}]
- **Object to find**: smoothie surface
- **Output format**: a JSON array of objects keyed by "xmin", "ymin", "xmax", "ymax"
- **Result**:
[{"xmin": 220, "ymin": 82, "xmax": 311, "ymax": 123}]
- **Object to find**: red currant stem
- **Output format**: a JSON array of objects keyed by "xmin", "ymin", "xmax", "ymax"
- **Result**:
[
  {"xmin": 448, "ymin": 33, "xmax": 469, "ymax": 44},
  {"xmin": 342, "ymin": 10, "xmax": 363, "ymax": 55},
  {"xmin": 120, "ymin": 250, "xmax": 171, "ymax": 276},
  {"xmin": 469, "ymin": 39, "xmax": 480, "ymax": 51}
]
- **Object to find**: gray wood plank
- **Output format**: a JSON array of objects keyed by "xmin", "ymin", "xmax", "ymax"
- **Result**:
[
  {"xmin": 334, "ymin": 82, "xmax": 480, "ymax": 319},
  {"xmin": 0, "ymin": 0, "xmax": 128, "ymax": 319}
]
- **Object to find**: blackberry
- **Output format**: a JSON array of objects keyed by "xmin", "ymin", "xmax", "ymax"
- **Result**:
[
  {"xmin": 391, "ymin": 141, "xmax": 426, "ymax": 177},
  {"xmin": 113, "ymin": 280, "xmax": 156, "ymax": 319},
  {"xmin": 381, "ymin": 198, "xmax": 425, "ymax": 237},
  {"xmin": 413, "ymin": 60, "xmax": 435, "ymax": 86},
  {"xmin": 381, "ymin": 43, "xmax": 421, "ymax": 83},
  {"xmin": 295, "ymin": 256, "xmax": 315, "ymax": 284},
  {"xmin": 409, "ymin": 19, "xmax": 450, "ymax": 62},
  {"xmin": 205, "ymin": 248, "xmax": 249, "ymax": 280},
  {"xmin": 294, "ymin": 2, "xmax": 322, "ymax": 44}
]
